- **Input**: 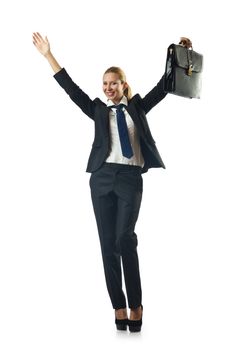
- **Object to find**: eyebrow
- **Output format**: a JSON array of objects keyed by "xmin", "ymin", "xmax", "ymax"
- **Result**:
[{"xmin": 103, "ymin": 80, "xmax": 120, "ymax": 84}]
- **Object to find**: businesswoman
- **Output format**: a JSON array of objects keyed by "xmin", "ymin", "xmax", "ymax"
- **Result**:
[{"xmin": 32, "ymin": 32, "xmax": 191, "ymax": 332}]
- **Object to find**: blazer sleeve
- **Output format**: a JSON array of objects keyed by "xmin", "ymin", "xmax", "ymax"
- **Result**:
[
  {"xmin": 141, "ymin": 74, "xmax": 167, "ymax": 114},
  {"xmin": 53, "ymin": 68, "xmax": 95, "ymax": 120}
]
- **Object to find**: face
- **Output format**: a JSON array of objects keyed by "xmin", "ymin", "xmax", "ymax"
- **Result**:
[{"xmin": 103, "ymin": 72, "xmax": 127, "ymax": 104}]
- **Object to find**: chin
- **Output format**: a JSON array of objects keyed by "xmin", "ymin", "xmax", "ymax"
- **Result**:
[{"xmin": 106, "ymin": 95, "xmax": 115, "ymax": 101}]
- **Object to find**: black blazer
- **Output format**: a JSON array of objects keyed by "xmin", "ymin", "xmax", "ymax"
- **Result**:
[{"xmin": 54, "ymin": 68, "xmax": 167, "ymax": 173}]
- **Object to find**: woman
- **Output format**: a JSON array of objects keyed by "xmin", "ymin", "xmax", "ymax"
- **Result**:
[{"xmin": 32, "ymin": 32, "xmax": 191, "ymax": 332}]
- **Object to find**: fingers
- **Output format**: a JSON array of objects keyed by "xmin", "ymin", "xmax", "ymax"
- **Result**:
[
  {"xmin": 32, "ymin": 32, "xmax": 50, "ymax": 56},
  {"xmin": 32, "ymin": 32, "xmax": 45, "ymax": 44},
  {"xmin": 36, "ymin": 32, "xmax": 43, "ymax": 40},
  {"xmin": 179, "ymin": 37, "xmax": 192, "ymax": 49},
  {"xmin": 32, "ymin": 33, "xmax": 38, "ymax": 46},
  {"xmin": 32, "ymin": 32, "xmax": 40, "ymax": 45}
]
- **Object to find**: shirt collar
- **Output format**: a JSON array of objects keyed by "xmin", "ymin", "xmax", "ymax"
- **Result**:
[{"xmin": 107, "ymin": 95, "xmax": 128, "ymax": 107}]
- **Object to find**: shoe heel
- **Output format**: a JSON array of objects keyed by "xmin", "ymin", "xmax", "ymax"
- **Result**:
[
  {"xmin": 116, "ymin": 323, "xmax": 127, "ymax": 331},
  {"xmin": 128, "ymin": 305, "xmax": 143, "ymax": 332},
  {"xmin": 128, "ymin": 320, "xmax": 142, "ymax": 332},
  {"xmin": 115, "ymin": 318, "xmax": 128, "ymax": 331}
]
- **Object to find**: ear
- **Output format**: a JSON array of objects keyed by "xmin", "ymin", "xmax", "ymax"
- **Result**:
[{"xmin": 123, "ymin": 82, "xmax": 128, "ymax": 90}]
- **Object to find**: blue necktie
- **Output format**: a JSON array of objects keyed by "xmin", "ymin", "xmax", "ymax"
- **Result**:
[{"xmin": 111, "ymin": 104, "xmax": 134, "ymax": 159}]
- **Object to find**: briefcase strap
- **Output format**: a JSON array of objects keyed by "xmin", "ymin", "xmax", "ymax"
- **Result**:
[
  {"xmin": 186, "ymin": 49, "xmax": 193, "ymax": 76},
  {"xmin": 179, "ymin": 38, "xmax": 194, "ymax": 76}
]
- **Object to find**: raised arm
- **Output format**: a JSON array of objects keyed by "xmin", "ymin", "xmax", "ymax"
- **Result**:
[
  {"xmin": 141, "ymin": 75, "xmax": 167, "ymax": 114},
  {"xmin": 32, "ymin": 32, "xmax": 95, "ymax": 119},
  {"xmin": 32, "ymin": 32, "xmax": 61, "ymax": 73}
]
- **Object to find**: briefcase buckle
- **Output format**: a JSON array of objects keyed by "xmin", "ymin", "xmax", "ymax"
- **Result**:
[{"xmin": 187, "ymin": 65, "xmax": 193, "ymax": 76}]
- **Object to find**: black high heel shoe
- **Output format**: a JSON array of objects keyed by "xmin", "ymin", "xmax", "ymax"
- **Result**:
[
  {"xmin": 115, "ymin": 318, "xmax": 128, "ymax": 331},
  {"xmin": 128, "ymin": 305, "xmax": 143, "ymax": 332}
]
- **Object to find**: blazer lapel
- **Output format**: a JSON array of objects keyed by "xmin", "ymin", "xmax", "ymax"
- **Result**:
[
  {"xmin": 126, "ymin": 103, "xmax": 141, "ymax": 127},
  {"xmin": 126, "ymin": 98, "xmax": 148, "ymax": 137}
]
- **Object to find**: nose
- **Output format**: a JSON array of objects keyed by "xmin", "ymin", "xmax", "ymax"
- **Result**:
[{"xmin": 106, "ymin": 84, "xmax": 112, "ymax": 91}]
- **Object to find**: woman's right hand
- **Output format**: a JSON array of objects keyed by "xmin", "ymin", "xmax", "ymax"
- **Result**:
[{"xmin": 32, "ymin": 32, "xmax": 50, "ymax": 56}]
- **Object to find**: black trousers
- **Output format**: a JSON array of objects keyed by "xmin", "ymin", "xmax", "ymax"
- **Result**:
[{"xmin": 89, "ymin": 162, "xmax": 143, "ymax": 310}]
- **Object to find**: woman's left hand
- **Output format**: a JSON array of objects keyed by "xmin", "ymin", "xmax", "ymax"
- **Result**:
[{"xmin": 179, "ymin": 37, "xmax": 192, "ymax": 49}]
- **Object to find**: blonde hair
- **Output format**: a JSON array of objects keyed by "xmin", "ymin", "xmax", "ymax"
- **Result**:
[{"xmin": 103, "ymin": 66, "xmax": 132, "ymax": 100}]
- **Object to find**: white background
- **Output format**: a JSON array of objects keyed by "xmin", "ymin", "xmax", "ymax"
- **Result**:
[{"xmin": 0, "ymin": 0, "xmax": 231, "ymax": 349}]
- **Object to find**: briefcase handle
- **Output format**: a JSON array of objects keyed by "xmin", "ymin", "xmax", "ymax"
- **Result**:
[
  {"xmin": 176, "ymin": 37, "xmax": 194, "ymax": 76},
  {"xmin": 179, "ymin": 37, "xmax": 192, "ymax": 49},
  {"xmin": 169, "ymin": 37, "xmax": 193, "ymax": 55}
]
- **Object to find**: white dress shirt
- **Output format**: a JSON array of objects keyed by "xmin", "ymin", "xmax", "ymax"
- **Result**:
[{"xmin": 105, "ymin": 96, "xmax": 145, "ymax": 167}]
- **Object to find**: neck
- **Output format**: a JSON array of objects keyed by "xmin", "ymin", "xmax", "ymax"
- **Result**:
[
  {"xmin": 111, "ymin": 95, "xmax": 125, "ymax": 105},
  {"xmin": 111, "ymin": 98, "xmax": 122, "ymax": 105}
]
